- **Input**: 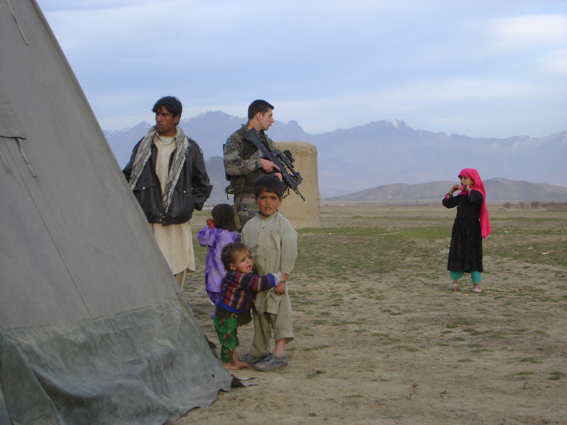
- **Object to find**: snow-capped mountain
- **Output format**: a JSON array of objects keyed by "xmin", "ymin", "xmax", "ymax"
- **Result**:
[{"xmin": 105, "ymin": 111, "xmax": 567, "ymax": 198}]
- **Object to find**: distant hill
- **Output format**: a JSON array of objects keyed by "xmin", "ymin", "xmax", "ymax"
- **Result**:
[
  {"xmin": 105, "ymin": 111, "xmax": 567, "ymax": 198},
  {"xmin": 103, "ymin": 121, "xmax": 152, "ymax": 166},
  {"xmin": 205, "ymin": 156, "xmax": 230, "ymax": 204},
  {"xmin": 324, "ymin": 178, "xmax": 567, "ymax": 204}
]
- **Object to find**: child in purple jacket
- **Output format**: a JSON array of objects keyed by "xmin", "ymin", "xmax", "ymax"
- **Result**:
[{"xmin": 197, "ymin": 204, "xmax": 238, "ymax": 305}]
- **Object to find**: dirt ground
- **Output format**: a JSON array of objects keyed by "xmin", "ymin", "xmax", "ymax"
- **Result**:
[{"xmin": 177, "ymin": 204, "xmax": 567, "ymax": 425}]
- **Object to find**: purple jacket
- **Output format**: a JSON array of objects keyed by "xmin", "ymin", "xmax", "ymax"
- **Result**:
[{"xmin": 197, "ymin": 226, "xmax": 237, "ymax": 294}]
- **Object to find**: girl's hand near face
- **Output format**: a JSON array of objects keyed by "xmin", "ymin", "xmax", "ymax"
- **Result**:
[
  {"xmin": 450, "ymin": 184, "xmax": 459, "ymax": 195},
  {"xmin": 459, "ymin": 176, "xmax": 474, "ymax": 192}
]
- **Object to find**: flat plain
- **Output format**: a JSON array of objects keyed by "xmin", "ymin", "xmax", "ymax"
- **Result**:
[{"xmin": 177, "ymin": 204, "xmax": 567, "ymax": 425}]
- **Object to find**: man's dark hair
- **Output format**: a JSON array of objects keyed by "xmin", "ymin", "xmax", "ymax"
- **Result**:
[
  {"xmin": 254, "ymin": 174, "xmax": 284, "ymax": 198},
  {"xmin": 152, "ymin": 96, "xmax": 183, "ymax": 118},
  {"xmin": 221, "ymin": 242, "xmax": 250, "ymax": 271},
  {"xmin": 248, "ymin": 99, "xmax": 274, "ymax": 121}
]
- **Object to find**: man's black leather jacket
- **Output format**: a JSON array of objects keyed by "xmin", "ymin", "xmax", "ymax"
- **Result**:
[{"xmin": 123, "ymin": 138, "xmax": 212, "ymax": 226}]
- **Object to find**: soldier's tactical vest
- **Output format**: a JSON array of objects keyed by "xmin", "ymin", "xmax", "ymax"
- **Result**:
[{"xmin": 225, "ymin": 128, "xmax": 272, "ymax": 195}]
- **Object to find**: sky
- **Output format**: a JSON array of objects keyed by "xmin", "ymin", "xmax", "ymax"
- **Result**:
[{"xmin": 36, "ymin": 0, "xmax": 567, "ymax": 139}]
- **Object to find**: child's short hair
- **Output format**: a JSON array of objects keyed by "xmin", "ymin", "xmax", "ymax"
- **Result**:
[
  {"xmin": 212, "ymin": 204, "xmax": 238, "ymax": 232},
  {"xmin": 254, "ymin": 174, "xmax": 284, "ymax": 198},
  {"xmin": 221, "ymin": 242, "xmax": 250, "ymax": 271}
]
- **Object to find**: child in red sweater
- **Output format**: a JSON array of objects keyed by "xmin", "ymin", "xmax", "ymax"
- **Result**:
[{"xmin": 214, "ymin": 242, "xmax": 286, "ymax": 370}]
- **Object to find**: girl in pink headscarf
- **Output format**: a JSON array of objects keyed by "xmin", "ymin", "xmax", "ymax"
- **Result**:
[{"xmin": 442, "ymin": 168, "xmax": 491, "ymax": 293}]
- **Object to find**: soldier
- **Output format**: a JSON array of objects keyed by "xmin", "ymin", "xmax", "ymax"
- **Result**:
[{"xmin": 223, "ymin": 100, "xmax": 282, "ymax": 230}]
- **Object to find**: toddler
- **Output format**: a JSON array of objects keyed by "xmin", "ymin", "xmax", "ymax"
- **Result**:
[{"xmin": 215, "ymin": 242, "xmax": 286, "ymax": 370}]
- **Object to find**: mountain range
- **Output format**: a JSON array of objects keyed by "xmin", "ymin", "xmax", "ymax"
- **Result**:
[
  {"xmin": 105, "ymin": 111, "xmax": 567, "ymax": 199},
  {"xmin": 325, "ymin": 178, "xmax": 567, "ymax": 204}
]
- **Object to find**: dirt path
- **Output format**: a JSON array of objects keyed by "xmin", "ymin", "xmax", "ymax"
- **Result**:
[{"xmin": 177, "ymin": 205, "xmax": 567, "ymax": 424}]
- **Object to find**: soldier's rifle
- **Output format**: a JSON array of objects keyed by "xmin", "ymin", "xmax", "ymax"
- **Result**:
[{"xmin": 244, "ymin": 128, "xmax": 305, "ymax": 201}]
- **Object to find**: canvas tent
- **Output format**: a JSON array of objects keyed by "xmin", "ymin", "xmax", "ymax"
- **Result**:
[{"xmin": 0, "ymin": 1, "xmax": 233, "ymax": 424}]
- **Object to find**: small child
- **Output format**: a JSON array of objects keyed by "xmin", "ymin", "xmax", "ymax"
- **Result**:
[
  {"xmin": 215, "ymin": 242, "xmax": 286, "ymax": 370},
  {"xmin": 197, "ymin": 204, "xmax": 238, "ymax": 305},
  {"xmin": 443, "ymin": 168, "xmax": 491, "ymax": 293},
  {"xmin": 240, "ymin": 175, "xmax": 298, "ymax": 371}
]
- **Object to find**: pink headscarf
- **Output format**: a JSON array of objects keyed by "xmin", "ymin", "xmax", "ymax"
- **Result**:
[{"xmin": 458, "ymin": 168, "xmax": 491, "ymax": 238}]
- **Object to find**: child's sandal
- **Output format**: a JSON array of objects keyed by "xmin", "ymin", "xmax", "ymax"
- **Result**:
[{"xmin": 451, "ymin": 282, "xmax": 460, "ymax": 291}]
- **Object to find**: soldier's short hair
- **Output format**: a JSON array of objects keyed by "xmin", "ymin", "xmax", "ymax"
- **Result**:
[
  {"xmin": 248, "ymin": 99, "xmax": 274, "ymax": 121},
  {"xmin": 221, "ymin": 242, "xmax": 250, "ymax": 270},
  {"xmin": 152, "ymin": 96, "xmax": 182, "ymax": 118},
  {"xmin": 254, "ymin": 174, "xmax": 283, "ymax": 198}
]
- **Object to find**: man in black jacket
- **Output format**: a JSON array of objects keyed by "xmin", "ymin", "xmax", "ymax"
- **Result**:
[{"xmin": 123, "ymin": 96, "xmax": 211, "ymax": 286}]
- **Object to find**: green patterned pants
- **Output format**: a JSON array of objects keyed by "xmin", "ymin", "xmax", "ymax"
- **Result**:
[{"xmin": 213, "ymin": 316, "xmax": 240, "ymax": 363}]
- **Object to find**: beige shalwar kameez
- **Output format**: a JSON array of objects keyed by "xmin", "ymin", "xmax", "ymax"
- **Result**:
[
  {"xmin": 241, "ymin": 211, "xmax": 298, "ymax": 356},
  {"xmin": 150, "ymin": 134, "xmax": 195, "ymax": 286}
]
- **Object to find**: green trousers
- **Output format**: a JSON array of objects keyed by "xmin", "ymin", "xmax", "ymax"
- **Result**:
[{"xmin": 450, "ymin": 271, "xmax": 482, "ymax": 284}]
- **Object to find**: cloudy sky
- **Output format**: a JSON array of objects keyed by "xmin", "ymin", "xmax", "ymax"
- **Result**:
[{"xmin": 37, "ymin": 0, "xmax": 567, "ymax": 138}]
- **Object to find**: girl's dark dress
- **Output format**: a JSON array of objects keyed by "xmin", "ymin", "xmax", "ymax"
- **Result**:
[{"xmin": 443, "ymin": 190, "xmax": 484, "ymax": 273}]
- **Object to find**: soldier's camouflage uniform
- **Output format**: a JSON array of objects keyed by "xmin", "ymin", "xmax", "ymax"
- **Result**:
[{"xmin": 224, "ymin": 124, "xmax": 277, "ymax": 230}]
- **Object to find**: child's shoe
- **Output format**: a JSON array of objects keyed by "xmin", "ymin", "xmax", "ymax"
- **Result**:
[
  {"xmin": 255, "ymin": 353, "xmax": 288, "ymax": 371},
  {"xmin": 238, "ymin": 352, "xmax": 268, "ymax": 365}
]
